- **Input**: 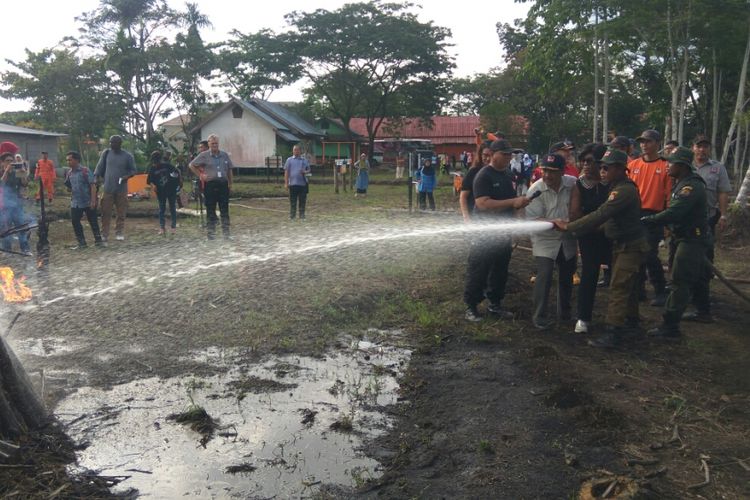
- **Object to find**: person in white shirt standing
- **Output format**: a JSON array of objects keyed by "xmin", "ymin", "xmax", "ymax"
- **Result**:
[{"xmin": 525, "ymin": 153, "xmax": 578, "ymax": 330}]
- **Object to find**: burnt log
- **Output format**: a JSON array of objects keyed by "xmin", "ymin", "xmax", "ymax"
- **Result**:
[{"xmin": 0, "ymin": 335, "xmax": 47, "ymax": 440}]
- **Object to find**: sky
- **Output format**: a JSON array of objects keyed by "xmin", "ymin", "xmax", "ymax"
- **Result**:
[{"xmin": 0, "ymin": 0, "xmax": 530, "ymax": 115}]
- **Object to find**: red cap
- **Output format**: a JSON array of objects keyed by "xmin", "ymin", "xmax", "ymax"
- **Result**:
[{"xmin": 0, "ymin": 141, "xmax": 19, "ymax": 155}]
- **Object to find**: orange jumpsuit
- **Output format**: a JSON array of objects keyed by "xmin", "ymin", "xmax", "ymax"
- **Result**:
[{"xmin": 35, "ymin": 159, "xmax": 56, "ymax": 201}]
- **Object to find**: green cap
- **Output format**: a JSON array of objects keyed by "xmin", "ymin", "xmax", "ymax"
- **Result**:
[
  {"xmin": 601, "ymin": 148, "xmax": 629, "ymax": 166},
  {"xmin": 667, "ymin": 146, "xmax": 694, "ymax": 167}
]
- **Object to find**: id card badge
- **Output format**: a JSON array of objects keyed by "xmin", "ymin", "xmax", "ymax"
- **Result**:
[{"xmin": 217, "ymin": 171, "xmax": 222, "ymax": 178}]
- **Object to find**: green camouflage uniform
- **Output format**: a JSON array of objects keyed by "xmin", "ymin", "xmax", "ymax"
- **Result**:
[
  {"xmin": 568, "ymin": 176, "xmax": 648, "ymax": 327},
  {"xmin": 643, "ymin": 172, "xmax": 708, "ymax": 328}
]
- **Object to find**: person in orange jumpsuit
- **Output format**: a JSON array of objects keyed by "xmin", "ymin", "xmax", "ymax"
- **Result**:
[{"xmin": 35, "ymin": 151, "xmax": 56, "ymax": 204}]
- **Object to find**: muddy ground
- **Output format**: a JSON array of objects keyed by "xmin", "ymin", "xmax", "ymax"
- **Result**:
[{"xmin": 1, "ymin": 176, "xmax": 749, "ymax": 499}]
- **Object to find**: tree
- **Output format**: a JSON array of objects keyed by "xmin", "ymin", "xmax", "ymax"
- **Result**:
[
  {"xmin": 1, "ymin": 47, "xmax": 122, "ymax": 146},
  {"xmin": 284, "ymin": 1, "xmax": 454, "ymax": 154},
  {"xmin": 76, "ymin": 0, "xmax": 185, "ymax": 150},
  {"xmin": 170, "ymin": 2, "xmax": 216, "ymax": 154},
  {"xmin": 217, "ymin": 29, "xmax": 301, "ymax": 101}
]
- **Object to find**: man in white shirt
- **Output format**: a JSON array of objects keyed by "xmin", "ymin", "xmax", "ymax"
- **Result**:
[{"xmin": 525, "ymin": 153, "xmax": 578, "ymax": 330}]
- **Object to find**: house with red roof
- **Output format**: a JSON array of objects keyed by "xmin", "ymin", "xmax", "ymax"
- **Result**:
[{"xmin": 347, "ymin": 116, "xmax": 529, "ymax": 161}]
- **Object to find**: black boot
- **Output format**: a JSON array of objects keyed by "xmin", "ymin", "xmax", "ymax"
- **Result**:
[
  {"xmin": 588, "ymin": 325, "xmax": 624, "ymax": 348},
  {"xmin": 648, "ymin": 322, "xmax": 681, "ymax": 339}
]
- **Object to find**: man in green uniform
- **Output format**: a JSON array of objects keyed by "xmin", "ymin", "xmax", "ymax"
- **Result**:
[
  {"xmin": 641, "ymin": 147, "xmax": 708, "ymax": 339},
  {"xmin": 553, "ymin": 149, "xmax": 649, "ymax": 348}
]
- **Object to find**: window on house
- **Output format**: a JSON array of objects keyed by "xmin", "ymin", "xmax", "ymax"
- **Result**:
[{"xmin": 232, "ymin": 105, "xmax": 243, "ymax": 119}]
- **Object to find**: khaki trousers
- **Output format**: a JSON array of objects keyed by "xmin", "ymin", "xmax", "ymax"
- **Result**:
[
  {"xmin": 100, "ymin": 191, "xmax": 128, "ymax": 238},
  {"xmin": 607, "ymin": 238, "xmax": 649, "ymax": 327}
]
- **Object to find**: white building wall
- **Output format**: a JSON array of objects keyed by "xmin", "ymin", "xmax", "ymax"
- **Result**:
[{"xmin": 201, "ymin": 108, "xmax": 277, "ymax": 167}]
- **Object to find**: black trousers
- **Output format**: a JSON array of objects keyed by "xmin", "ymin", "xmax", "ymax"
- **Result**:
[
  {"xmin": 71, "ymin": 207, "xmax": 102, "ymax": 245},
  {"xmin": 418, "ymin": 191, "xmax": 435, "ymax": 210},
  {"xmin": 577, "ymin": 234, "xmax": 611, "ymax": 322},
  {"xmin": 204, "ymin": 180, "xmax": 230, "ymax": 237},
  {"xmin": 289, "ymin": 185, "xmax": 308, "ymax": 219},
  {"xmin": 463, "ymin": 237, "xmax": 513, "ymax": 307},
  {"xmin": 639, "ymin": 210, "xmax": 666, "ymax": 293}
]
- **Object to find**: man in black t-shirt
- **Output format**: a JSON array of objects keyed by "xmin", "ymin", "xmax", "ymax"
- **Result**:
[{"xmin": 463, "ymin": 139, "xmax": 531, "ymax": 322}]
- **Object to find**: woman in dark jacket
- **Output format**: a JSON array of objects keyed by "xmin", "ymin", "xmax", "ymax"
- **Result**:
[
  {"xmin": 569, "ymin": 143, "xmax": 610, "ymax": 333},
  {"xmin": 147, "ymin": 150, "xmax": 182, "ymax": 234}
]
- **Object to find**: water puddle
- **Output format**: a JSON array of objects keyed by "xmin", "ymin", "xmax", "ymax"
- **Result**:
[{"xmin": 55, "ymin": 337, "xmax": 411, "ymax": 498}]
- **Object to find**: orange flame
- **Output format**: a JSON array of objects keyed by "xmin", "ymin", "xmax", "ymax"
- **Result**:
[{"xmin": 0, "ymin": 267, "xmax": 32, "ymax": 303}]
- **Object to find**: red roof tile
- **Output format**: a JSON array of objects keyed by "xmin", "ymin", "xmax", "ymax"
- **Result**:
[{"xmin": 348, "ymin": 116, "xmax": 481, "ymax": 145}]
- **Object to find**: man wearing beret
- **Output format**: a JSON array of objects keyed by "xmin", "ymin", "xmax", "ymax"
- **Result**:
[
  {"xmin": 553, "ymin": 149, "xmax": 649, "ymax": 348},
  {"xmin": 525, "ymin": 153, "xmax": 578, "ymax": 330},
  {"xmin": 641, "ymin": 147, "xmax": 708, "ymax": 338}
]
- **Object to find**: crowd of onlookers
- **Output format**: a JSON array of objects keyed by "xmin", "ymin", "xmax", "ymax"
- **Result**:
[
  {"xmin": 0, "ymin": 130, "xmax": 733, "ymax": 348},
  {"xmin": 458, "ymin": 128, "xmax": 731, "ymax": 348}
]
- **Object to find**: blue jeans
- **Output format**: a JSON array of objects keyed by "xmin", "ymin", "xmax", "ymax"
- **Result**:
[
  {"xmin": 158, "ymin": 192, "xmax": 177, "ymax": 229},
  {"xmin": 2, "ymin": 205, "xmax": 30, "ymax": 253}
]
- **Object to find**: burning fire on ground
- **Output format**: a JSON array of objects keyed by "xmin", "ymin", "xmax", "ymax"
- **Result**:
[{"xmin": 0, "ymin": 267, "xmax": 32, "ymax": 303}]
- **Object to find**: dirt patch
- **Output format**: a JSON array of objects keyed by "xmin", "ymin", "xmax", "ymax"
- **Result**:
[
  {"xmin": 227, "ymin": 376, "xmax": 297, "ymax": 398},
  {"xmin": 166, "ymin": 405, "xmax": 219, "ymax": 447}
]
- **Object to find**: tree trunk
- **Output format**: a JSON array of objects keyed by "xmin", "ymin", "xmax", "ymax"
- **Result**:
[
  {"xmin": 735, "ymin": 150, "xmax": 750, "ymax": 209},
  {"xmin": 601, "ymin": 25, "xmax": 609, "ymax": 142},
  {"xmin": 711, "ymin": 50, "xmax": 722, "ymax": 158},
  {"xmin": 0, "ymin": 335, "xmax": 47, "ymax": 440},
  {"xmin": 593, "ymin": 7, "xmax": 600, "ymax": 142},
  {"xmin": 677, "ymin": 50, "xmax": 689, "ymax": 144},
  {"xmin": 721, "ymin": 19, "xmax": 750, "ymax": 166}
]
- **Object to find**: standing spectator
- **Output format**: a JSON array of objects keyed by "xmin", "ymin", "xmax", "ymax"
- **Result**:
[
  {"xmin": 284, "ymin": 145, "xmax": 311, "ymax": 220},
  {"xmin": 463, "ymin": 139, "xmax": 530, "ymax": 321},
  {"xmin": 685, "ymin": 135, "xmax": 732, "ymax": 323},
  {"xmin": 569, "ymin": 143, "xmax": 611, "ymax": 333},
  {"xmin": 554, "ymin": 149, "xmax": 649, "ymax": 348},
  {"xmin": 1, "ymin": 152, "xmax": 31, "ymax": 255},
  {"xmin": 35, "ymin": 151, "xmax": 56, "ymax": 204},
  {"xmin": 525, "ymin": 153, "xmax": 578, "ymax": 330},
  {"xmin": 641, "ymin": 147, "xmax": 709, "ymax": 339},
  {"xmin": 64, "ymin": 151, "xmax": 103, "ymax": 249},
  {"xmin": 629, "ymin": 129, "xmax": 671, "ymax": 306},
  {"xmin": 147, "ymin": 150, "xmax": 181, "ymax": 234},
  {"xmin": 14, "ymin": 154, "xmax": 29, "ymax": 199},
  {"xmin": 663, "ymin": 140, "xmax": 679, "ymax": 157},
  {"xmin": 416, "ymin": 158, "xmax": 437, "ymax": 210},
  {"xmin": 395, "ymin": 154, "xmax": 405, "ymax": 179},
  {"xmin": 189, "ymin": 134, "xmax": 233, "ymax": 240},
  {"xmin": 354, "ymin": 153, "xmax": 370, "ymax": 197},
  {"xmin": 94, "ymin": 135, "xmax": 137, "ymax": 242}
]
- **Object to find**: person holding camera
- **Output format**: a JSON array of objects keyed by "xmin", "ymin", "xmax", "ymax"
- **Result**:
[{"xmin": 1, "ymin": 152, "xmax": 31, "ymax": 255}]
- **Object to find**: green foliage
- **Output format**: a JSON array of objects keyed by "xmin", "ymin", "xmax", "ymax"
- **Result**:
[
  {"xmin": 217, "ymin": 29, "xmax": 301, "ymax": 100},
  {"xmin": 0, "ymin": 47, "xmax": 123, "ymax": 144},
  {"xmin": 286, "ymin": 1, "xmax": 454, "ymax": 148}
]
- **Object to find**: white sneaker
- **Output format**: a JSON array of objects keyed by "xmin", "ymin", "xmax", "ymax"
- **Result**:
[
  {"xmin": 115, "ymin": 234, "xmax": 125, "ymax": 241},
  {"xmin": 574, "ymin": 320, "xmax": 590, "ymax": 334}
]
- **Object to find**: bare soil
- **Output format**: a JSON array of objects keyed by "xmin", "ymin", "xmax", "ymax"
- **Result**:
[{"xmin": 2, "ymin": 176, "xmax": 749, "ymax": 499}]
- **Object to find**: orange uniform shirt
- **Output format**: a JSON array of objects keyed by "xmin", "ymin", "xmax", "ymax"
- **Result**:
[
  {"xmin": 35, "ymin": 159, "xmax": 56, "ymax": 180},
  {"xmin": 627, "ymin": 156, "xmax": 671, "ymax": 211}
]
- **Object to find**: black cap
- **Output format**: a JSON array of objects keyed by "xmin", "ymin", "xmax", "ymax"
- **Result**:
[
  {"xmin": 490, "ymin": 139, "xmax": 514, "ymax": 153},
  {"xmin": 540, "ymin": 153, "xmax": 565, "ymax": 170},
  {"xmin": 692, "ymin": 134, "xmax": 711, "ymax": 146},
  {"xmin": 636, "ymin": 129, "xmax": 661, "ymax": 143},
  {"xmin": 665, "ymin": 139, "xmax": 679, "ymax": 147},
  {"xmin": 550, "ymin": 141, "xmax": 574, "ymax": 152},
  {"xmin": 41, "ymin": 151, "xmax": 48, "ymax": 154},
  {"xmin": 609, "ymin": 136, "xmax": 631, "ymax": 149}
]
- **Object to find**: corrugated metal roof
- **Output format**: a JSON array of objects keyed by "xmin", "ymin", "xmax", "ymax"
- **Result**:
[
  {"xmin": 277, "ymin": 130, "xmax": 301, "ymax": 142},
  {"xmin": 0, "ymin": 123, "xmax": 67, "ymax": 137},
  {"xmin": 347, "ymin": 116, "xmax": 480, "ymax": 142},
  {"xmin": 251, "ymin": 100, "xmax": 325, "ymax": 138}
]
